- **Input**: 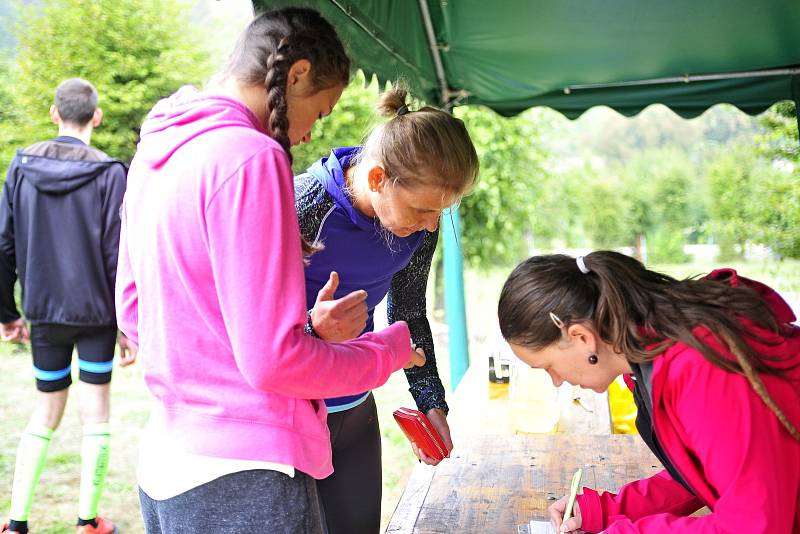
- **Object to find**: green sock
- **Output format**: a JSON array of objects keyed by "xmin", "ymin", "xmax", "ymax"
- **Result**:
[
  {"xmin": 77, "ymin": 422, "xmax": 110, "ymax": 521},
  {"xmin": 8, "ymin": 423, "xmax": 54, "ymax": 522}
]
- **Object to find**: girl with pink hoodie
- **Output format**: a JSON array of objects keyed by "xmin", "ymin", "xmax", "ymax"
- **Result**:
[
  {"xmin": 498, "ymin": 251, "xmax": 800, "ymax": 533},
  {"xmin": 115, "ymin": 8, "xmax": 423, "ymax": 533}
]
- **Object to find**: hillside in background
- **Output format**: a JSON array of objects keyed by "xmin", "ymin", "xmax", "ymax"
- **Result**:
[{"xmin": 545, "ymin": 103, "xmax": 764, "ymax": 170}]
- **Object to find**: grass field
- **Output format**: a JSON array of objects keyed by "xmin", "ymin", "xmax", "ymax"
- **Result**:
[
  {"xmin": 1, "ymin": 258, "xmax": 797, "ymax": 533},
  {"xmin": 0, "ymin": 314, "xmax": 451, "ymax": 533}
]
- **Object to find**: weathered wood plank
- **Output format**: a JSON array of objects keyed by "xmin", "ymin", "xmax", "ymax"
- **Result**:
[
  {"xmin": 386, "ymin": 434, "xmax": 662, "ymax": 534},
  {"xmin": 385, "ymin": 463, "xmax": 437, "ymax": 533}
]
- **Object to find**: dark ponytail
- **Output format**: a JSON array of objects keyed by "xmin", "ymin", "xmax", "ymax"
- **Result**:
[{"xmin": 498, "ymin": 251, "xmax": 800, "ymax": 441}]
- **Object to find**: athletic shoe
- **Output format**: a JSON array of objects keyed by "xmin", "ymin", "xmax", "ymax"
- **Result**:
[{"xmin": 76, "ymin": 517, "xmax": 117, "ymax": 534}]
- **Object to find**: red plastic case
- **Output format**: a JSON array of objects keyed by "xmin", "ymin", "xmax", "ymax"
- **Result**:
[{"xmin": 392, "ymin": 407, "xmax": 450, "ymax": 462}]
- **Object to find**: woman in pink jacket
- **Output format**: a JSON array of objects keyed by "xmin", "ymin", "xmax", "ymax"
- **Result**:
[
  {"xmin": 115, "ymin": 8, "xmax": 423, "ymax": 534},
  {"xmin": 498, "ymin": 251, "xmax": 800, "ymax": 533}
]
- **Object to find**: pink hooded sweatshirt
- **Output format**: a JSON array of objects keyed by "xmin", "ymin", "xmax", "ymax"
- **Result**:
[
  {"xmin": 115, "ymin": 86, "xmax": 412, "ymax": 479},
  {"xmin": 577, "ymin": 270, "xmax": 800, "ymax": 533}
]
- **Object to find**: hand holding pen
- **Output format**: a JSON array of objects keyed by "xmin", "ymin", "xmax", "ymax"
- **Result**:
[{"xmin": 549, "ymin": 468, "xmax": 583, "ymax": 533}]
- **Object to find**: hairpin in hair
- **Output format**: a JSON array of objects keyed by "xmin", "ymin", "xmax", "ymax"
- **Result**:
[
  {"xmin": 549, "ymin": 312, "xmax": 565, "ymax": 330},
  {"xmin": 396, "ymin": 104, "xmax": 410, "ymax": 116}
]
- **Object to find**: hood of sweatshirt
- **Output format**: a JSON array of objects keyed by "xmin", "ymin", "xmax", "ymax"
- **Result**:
[
  {"xmin": 707, "ymin": 268, "xmax": 796, "ymax": 324},
  {"xmin": 705, "ymin": 268, "xmax": 800, "ymax": 375},
  {"xmin": 17, "ymin": 137, "xmax": 122, "ymax": 195},
  {"xmin": 134, "ymin": 85, "xmax": 267, "ymax": 170}
]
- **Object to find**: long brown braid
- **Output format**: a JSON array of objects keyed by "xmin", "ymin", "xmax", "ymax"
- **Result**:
[
  {"xmin": 222, "ymin": 8, "xmax": 350, "ymax": 255},
  {"xmin": 499, "ymin": 251, "xmax": 800, "ymax": 442},
  {"xmin": 263, "ymin": 39, "xmax": 292, "ymax": 162}
]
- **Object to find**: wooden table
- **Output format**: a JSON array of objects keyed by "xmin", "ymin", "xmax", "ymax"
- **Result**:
[
  {"xmin": 385, "ymin": 434, "xmax": 662, "ymax": 534},
  {"xmin": 386, "ymin": 360, "xmax": 661, "ymax": 533}
]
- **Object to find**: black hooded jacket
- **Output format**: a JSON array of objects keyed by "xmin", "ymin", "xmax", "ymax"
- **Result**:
[{"xmin": 0, "ymin": 136, "xmax": 127, "ymax": 326}]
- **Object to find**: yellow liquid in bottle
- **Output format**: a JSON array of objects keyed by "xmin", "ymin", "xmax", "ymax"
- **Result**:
[{"xmin": 509, "ymin": 364, "xmax": 560, "ymax": 434}]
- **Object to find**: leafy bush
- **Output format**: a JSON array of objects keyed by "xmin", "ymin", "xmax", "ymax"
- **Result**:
[{"xmin": 5, "ymin": 0, "xmax": 211, "ymax": 165}]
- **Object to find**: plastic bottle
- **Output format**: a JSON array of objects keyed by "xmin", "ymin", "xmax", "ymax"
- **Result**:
[{"xmin": 509, "ymin": 360, "xmax": 560, "ymax": 433}]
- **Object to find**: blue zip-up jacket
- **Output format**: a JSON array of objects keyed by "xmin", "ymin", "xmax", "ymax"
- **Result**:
[
  {"xmin": 0, "ymin": 136, "xmax": 127, "ymax": 325},
  {"xmin": 295, "ymin": 147, "xmax": 448, "ymax": 414}
]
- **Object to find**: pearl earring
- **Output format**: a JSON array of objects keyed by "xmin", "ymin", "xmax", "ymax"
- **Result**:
[{"xmin": 588, "ymin": 353, "xmax": 598, "ymax": 365}]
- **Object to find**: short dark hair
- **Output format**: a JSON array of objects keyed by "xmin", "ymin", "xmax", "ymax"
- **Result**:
[{"xmin": 54, "ymin": 78, "xmax": 98, "ymax": 125}]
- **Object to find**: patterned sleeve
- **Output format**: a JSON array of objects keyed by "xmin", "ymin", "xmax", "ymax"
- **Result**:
[
  {"xmin": 294, "ymin": 172, "xmax": 332, "ymax": 244},
  {"xmin": 294, "ymin": 173, "xmax": 333, "ymax": 339},
  {"xmin": 387, "ymin": 228, "xmax": 448, "ymax": 414}
]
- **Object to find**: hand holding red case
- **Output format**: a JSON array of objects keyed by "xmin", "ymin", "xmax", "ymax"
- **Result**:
[{"xmin": 392, "ymin": 407, "xmax": 450, "ymax": 462}]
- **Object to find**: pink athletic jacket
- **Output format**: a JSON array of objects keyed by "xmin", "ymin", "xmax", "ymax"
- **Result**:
[
  {"xmin": 577, "ymin": 270, "xmax": 800, "ymax": 532},
  {"xmin": 115, "ymin": 86, "xmax": 412, "ymax": 479}
]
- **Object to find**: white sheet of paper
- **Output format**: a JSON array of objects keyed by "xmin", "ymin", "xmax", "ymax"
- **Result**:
[{"xmin": 530, "ymin": 520, "xmax": 556, "ymax": 534}]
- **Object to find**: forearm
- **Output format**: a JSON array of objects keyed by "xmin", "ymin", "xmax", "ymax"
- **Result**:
[
  {"xmin": 210, "ymin": 147, "xmax": 411, "ymax": 398},
  {"xmin": 577, "ymin": 470, "xmax": 703, "ymax": 533},
  {"xmin": 401, "ymin": 316, "xmax": 448, "ymax": 413},
  {"xmin": 388, "ymin": 229, "xmax": 447, "ymax": 413}
]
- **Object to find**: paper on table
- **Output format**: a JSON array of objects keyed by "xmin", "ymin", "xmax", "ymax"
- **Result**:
[{"xmin": 517, "ymin": 520, "xmax": 556, "ymax": 534}]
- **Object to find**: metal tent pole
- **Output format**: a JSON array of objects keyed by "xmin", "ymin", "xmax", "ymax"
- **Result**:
[
  {"xmin": 417, "ymin": 0, "xmax": 470, "ymax": 389},
  {"xmin": 563, "ymin": 66, "xmax": 800, "ymax": 93}
]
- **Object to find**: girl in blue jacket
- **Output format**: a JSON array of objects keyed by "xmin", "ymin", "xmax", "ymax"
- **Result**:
[{"xmin": 294, "ymin": 84, "xmax": 479, "ymax": 533}]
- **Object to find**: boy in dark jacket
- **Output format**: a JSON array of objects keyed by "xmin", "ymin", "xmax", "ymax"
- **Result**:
[{"xmin": 0, "ymin": 79, "xmax": 135, "ymax": 534}]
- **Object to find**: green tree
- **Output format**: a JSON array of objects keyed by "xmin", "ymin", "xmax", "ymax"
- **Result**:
[
  {"xmin": 581, "ymin": 178, "xmax": 629, "ymax": 249},
  {"xmin": 752, "ymin": 101, "xmax": 800, "ymax": 258},
  {"xmin": 292, "ymin": 72, "xmax": 381, "ymax": 173},
  {"xmin": 623, "ymin": 149, "xmax": 697, "ymax": 262},
  {"xmin": 704, "ymin": 148, "xmax": 757, "ymax": 260},
  {"xmin": 531, "ymin": 167, "xmax": 583, "ymax": 249},
  {"xmin": 759, "ymin": 101, "xmax": 798, "ymax": 163},
  {"xmin": 9, "ymin": 0, "xmax": 211, "ymax": 164},
  {"xmin": 750, "ymin": 165, "xmax": 800, "ymax": 259},
  {"xmin": 565, "ymin": 147, "xmax": 702, "ymax": 261},
  {"xmin": 617, "ymin": 157, "xmax": 657, "ymax": 260},
  {"xmin": 454, "ymin": 106, "xmax": 552, "ymax": 269},
  {"xmin": 0, "ymin": 58, "xmax": 24, "ymax": 171}
]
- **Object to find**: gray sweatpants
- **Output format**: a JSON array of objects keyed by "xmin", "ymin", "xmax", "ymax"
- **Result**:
[{"xmin": 139, "ymin": 469, "xmax": 324, "ymax": 534}]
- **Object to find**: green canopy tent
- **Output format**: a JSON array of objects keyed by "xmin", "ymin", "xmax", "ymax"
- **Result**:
[{"xmin": 253, "ymin": 0, "xmax": 800, "ymax": 388}]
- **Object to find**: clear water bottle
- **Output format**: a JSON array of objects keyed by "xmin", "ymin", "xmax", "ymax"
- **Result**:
[{"xmin": 509, "ymin": 359, "xmax": 561, "ymax": 433}]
